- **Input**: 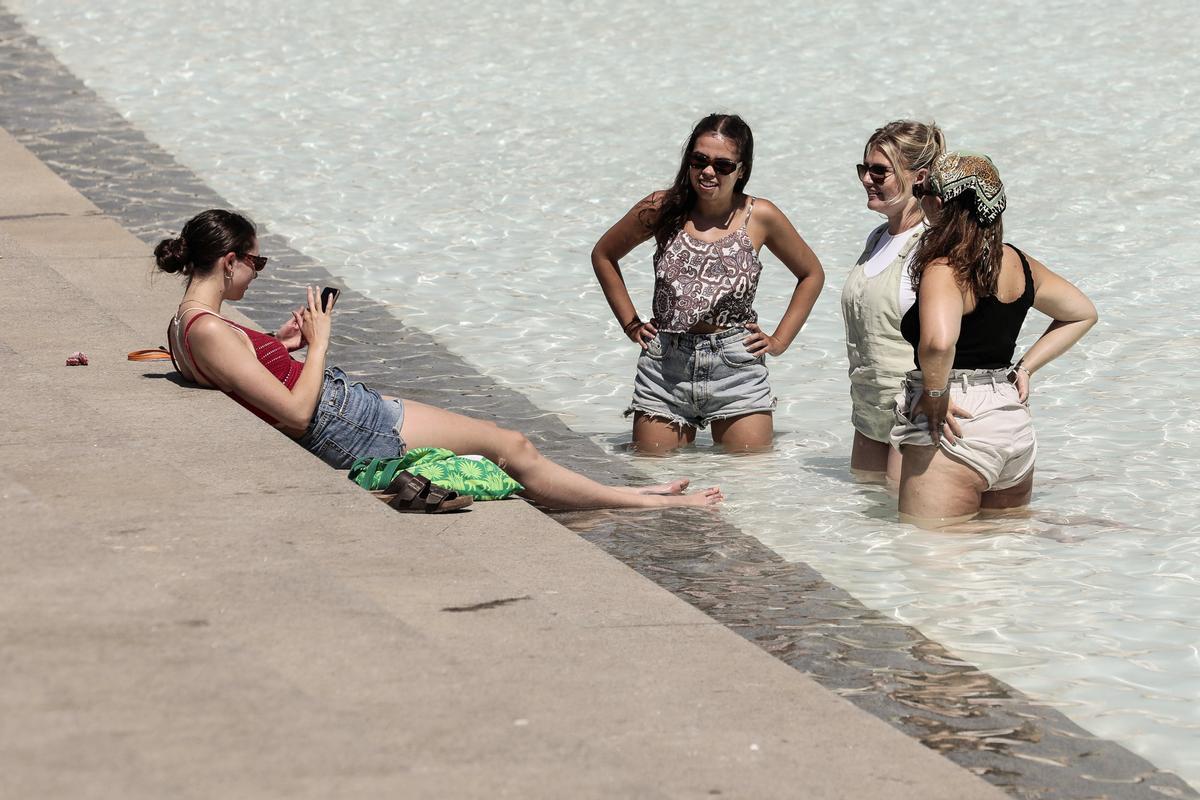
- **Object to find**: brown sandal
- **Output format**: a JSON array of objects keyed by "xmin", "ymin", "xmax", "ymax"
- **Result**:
[{"xmin": 377, "ymin": 470, "xmax": 473, "ymax": 514}]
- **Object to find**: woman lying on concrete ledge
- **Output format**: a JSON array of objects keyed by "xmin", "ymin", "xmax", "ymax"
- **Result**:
[{"xmin": 157, "ymin": 209, "xmax": 723, "ymax": 512}]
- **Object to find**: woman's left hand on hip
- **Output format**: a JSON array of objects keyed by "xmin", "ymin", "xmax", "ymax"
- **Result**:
[{"xmin": 744, "ymin": 322, "xmax": 784, "ymax": 357}]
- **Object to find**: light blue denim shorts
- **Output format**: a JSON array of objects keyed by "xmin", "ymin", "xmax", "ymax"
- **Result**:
[
  {"xmin": 624, "ymin": 328, "xmax": 776, "ymax": 430},
  {"xmin": 295, "ymin": 367, "xmax": 407, "ymax": 469}
]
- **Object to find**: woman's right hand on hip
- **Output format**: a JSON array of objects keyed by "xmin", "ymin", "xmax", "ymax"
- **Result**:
[{"xmin": 628, "ymin": 319, "xmax": 658, "ymax": 350}]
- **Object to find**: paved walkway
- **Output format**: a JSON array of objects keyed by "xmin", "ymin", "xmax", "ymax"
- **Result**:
[{"xmin": 0, "ymin": 130, "xmax": 1015, "ymax": 798}]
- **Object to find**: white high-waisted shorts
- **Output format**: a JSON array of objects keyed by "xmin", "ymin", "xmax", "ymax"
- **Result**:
[{"xmin": 890, "ymin": 368, "xmax": 1036, "ymax": 491}]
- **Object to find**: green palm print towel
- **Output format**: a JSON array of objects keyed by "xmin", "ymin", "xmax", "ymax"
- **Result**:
[{"xmin": 349, "ymin": 447, "xmax": 524, "ymax": 501}]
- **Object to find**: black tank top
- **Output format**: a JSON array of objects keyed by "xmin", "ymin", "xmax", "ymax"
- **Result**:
[{"xmin": 900, "ymin": 245, "xmax": 1035, "ymax": 370}]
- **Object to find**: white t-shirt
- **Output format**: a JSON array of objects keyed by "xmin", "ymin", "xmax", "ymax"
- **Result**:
[{"xmin": 861, "ymin": 222, "xmax": 924, "ymax": 316}]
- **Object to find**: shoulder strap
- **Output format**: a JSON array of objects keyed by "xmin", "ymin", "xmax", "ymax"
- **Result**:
[
  {"xmin": 897, "ymin": 225, "xmax": 923, "ymax": 260},
  {"xmin": 741, "ymin": 196, "xmax": 756, "ymax": 225},
  {"xmin": 179, "ymin": 309, "xmax": 231, "ymax": 385},
  {"xmin": 857, "ymin": 223, "xmax": 888, "ymax": 265},
  {"xmin": 1005, "ymin": 243, "xmax": 1035, "ymax": 299},
  {"xmin": 165, "ymin": 318, "xmax": 181, "ymax": 373}
]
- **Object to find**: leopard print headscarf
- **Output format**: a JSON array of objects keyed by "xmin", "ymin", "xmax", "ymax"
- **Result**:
[{"xmin": 929, "ymin": 151, "xmax": 1006, "ymax": 226}]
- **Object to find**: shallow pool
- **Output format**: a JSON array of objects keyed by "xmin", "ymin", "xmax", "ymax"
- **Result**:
[{"xmin": 11, "ymin": 0, "xmax": 1199, "ymax": 784}]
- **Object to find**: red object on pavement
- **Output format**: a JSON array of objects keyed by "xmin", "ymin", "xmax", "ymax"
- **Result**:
[{"xmin": 65, "ymin": 351, "xmax": 89, "ymax": 366}]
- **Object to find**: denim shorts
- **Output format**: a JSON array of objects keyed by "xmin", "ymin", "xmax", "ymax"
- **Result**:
[
  {"xmin": 624, "ymin": 327, "xmax": 776, "ymax": 429},
  {"xmin": 295, "ymin": 367, "xmax": 407, "ymax": 469},
  {"xmin": 890, "ymin": 368, "xmax": 1037, "ymax": 490}
]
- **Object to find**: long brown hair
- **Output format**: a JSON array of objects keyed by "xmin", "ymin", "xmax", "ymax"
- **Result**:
[
  {"xmin": 641, "ymin": 114, "xmax": 754, "ymax": 263},
  {"xmin": 910, "ymin": 193, "xmax": 1004, "ymax": 299}
]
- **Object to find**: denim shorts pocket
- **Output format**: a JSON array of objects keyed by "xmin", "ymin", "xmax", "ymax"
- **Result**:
[
  {"xmin": 312, "ymin": 434, "xmax": 357, "ymax": 469},
  {"xmin": 718, "ymin": 339, "xmax": 761, "ymax": 369},
  {"xmin": 643, "ymin": 336, "xmax": 666, "ymax": 361}
]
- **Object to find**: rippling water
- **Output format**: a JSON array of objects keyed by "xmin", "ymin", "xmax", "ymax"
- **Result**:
[{"xmin": 11, "ymin": 0, "xmax": 1199, "ymax": 784}]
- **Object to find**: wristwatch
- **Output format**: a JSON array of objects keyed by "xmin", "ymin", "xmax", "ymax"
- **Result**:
[{"xmin": 924, "ymin": 385, "xmax": 949, "ymax": 398}]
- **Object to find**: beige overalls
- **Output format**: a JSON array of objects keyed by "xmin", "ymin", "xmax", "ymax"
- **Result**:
[{"xmin": 840, "ymin": 223, "xmax": 924, "ymax": 442}]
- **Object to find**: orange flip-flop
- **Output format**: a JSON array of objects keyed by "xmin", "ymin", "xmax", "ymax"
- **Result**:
[{"xmin": 127, "ymin": 348, "xmax": 173, "ymax": 361}]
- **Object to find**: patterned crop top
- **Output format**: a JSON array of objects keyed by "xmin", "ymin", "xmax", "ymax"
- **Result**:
[
  {"xmin": 652, "ymin": 197, "xmax": 762, "ymax": 332},
  {"xmin": 171, "ymin": 310, "xmax": 305, "ymax": 426}
]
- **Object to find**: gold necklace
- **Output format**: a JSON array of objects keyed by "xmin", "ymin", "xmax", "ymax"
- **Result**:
[
  {"xmin": 178, "ymin": 298, "xmax": 219, "ymax": 312},
  {"xmin": 174, "ymin": 298, "xmax": 223, "ymax": 325}
]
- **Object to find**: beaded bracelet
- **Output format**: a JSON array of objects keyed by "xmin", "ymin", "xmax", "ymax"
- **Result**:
[{"xmin": 622, "ymin": 317, "xmax": 643, "ymax": 333}]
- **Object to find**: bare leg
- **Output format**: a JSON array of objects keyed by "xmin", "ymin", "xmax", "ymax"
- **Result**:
[
  {"xmin": 711, "ymin": 412, "xmax": 773, "ymax": 451},
  {"xmin": 851, "ymin": 432, "xmax": 905, "ymax": 489},
  {"xmin": 850, "ymin": 432, "xmax": 904, "ymax": 486},
  {"xmin": 850, "ymin": 431, "xmax": 888, "ymax": 477},
  {"xmin": 851, "ymin": 431, "xmax": 889, "ymax": 472},
  {"xmin": 613, "ymin": 479, "xmax": 690, "ymax": 495},
  {"xmin": 981, "ymin": 469, "xmax": 1034, "ymax": 510},
  {"xmin": 399, "ymin": 400, "xmax": 722, "ymax": 510},
  {"xmin": 885, "ymin": 444, "xmax": 902, "ymax": 488},
  {"xmin": 898, "ymin": 444, "xmax": 987, "ymax": 527},
  {"xmin": 632, "ymin": 412, "xmax": 696, "ymax": 454}
]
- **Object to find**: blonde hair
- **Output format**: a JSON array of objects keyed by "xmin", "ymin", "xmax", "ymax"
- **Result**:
[{"xmin": 863, "ymin": 120, "xmax": 946, "ymax": 207}]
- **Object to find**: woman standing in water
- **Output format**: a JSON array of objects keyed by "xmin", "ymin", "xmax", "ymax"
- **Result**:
[
  {"xmin": 892, "ymin": 152, "xmax": 1097, "ymax": 525},
  {"xmin": 592, "ymin": 114, "xmax": 824, "ymax": 453},
  {"xmin": 841, "ymin": 120, "xmax": 945, "ymax": 482},
  {"xmin": 157, "ymin": 209, "xmax": 723, "ymax": 511}
]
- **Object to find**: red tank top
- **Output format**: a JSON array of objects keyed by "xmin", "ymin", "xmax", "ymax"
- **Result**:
[{"xmin": 174, "ymin": 310, "xmax": 305, "ymax": 425}]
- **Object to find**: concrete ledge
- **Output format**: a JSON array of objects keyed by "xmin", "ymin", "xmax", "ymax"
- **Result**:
[{"xmin": 0, "ymin": 129, "xmax": 1009, "ymax": 798}]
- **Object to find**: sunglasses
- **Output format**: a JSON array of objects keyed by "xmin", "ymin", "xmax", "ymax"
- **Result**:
[
  {"xmin": 240, "ymin": 253, "xmax": 269, "ymax": 272},
  {"xmin": 911, "ymin": 182, "xmax": 937, "ymax": 199},
  {"xmin": 688, "ymin": 152, "xmax": 740, "ymax": 176},
  {"xmin": 856, "ymin": 163, "xmax": 892, "ymax": 181}
]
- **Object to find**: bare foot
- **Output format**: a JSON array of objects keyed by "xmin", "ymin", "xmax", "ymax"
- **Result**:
[
  {"xmin": 668, "ymin": 486, "xmax": 723, "ymax": 506},
  {"xmin": 648, "ymin": 478, "xmax": 690, "ymax": 495},
  {"xmin": 616, "ymin": 478, "xmax": 691, "ymax": 496}
]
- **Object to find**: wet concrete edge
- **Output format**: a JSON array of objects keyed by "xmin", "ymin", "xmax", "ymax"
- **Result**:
[{"xmin": 0, "ymin": 9, "xmax": 1191, "ymax": 798}]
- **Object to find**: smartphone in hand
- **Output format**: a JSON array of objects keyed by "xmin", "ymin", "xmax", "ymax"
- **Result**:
[{"xmin": 320, "ymin": 286, "xmax": 341, "ymax": 312}]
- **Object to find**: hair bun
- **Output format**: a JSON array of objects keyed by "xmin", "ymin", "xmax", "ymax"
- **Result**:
[{"xmin": 154, "ymin": 236, "xmax": 190, "ymax": 274}]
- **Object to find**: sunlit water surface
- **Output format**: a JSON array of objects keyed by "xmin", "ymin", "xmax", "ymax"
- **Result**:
[{"xmin": 11, "ymin": 0, "xmax": 1199, "ymax": 783}]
